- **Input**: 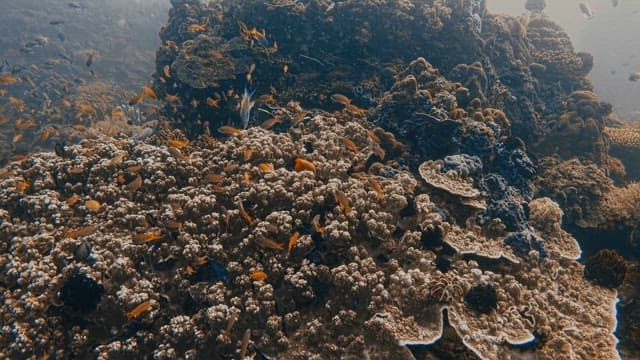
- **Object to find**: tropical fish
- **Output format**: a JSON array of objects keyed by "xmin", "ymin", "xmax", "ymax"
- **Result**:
[
  {"xmin": 239, "ymin": 87, "xmax": 256, "ymax": 129},
  {"xmin": 294, "ymin": 158, "xmax": 316, "ymax": 174},
  {"xmin": 250, "ymin": 271, "xmax": 267, "ymax": 281},
  {"xmin": 579, "ymin": 2, "xmax": 594, "ymax": 19},
  {"xmin": 126, "ymin": 300, "xmax": 152, "ymax": 320}
]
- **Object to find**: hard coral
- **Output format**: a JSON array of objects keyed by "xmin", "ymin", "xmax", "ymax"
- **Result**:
[
  {"xmin": 464, "ymin": 283, "xmax": 497, "ymax": 314},
  {"xmin": 584, "ymin": 249, "xmax": 627, "ymax": 288}
]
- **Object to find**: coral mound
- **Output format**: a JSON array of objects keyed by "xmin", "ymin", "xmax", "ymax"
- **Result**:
[{"xmin": 0, "ymin": 111, "xmax": 619, "ymax": 359}]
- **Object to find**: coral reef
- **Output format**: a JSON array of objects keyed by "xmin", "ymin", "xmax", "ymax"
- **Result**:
[
  {"xmin": 0, "ymin": 110, "xmax": 619, "ymax": 359},
  {"xmin": 583, "ymin": 250, "xmax": 626, "ymax": 289}
]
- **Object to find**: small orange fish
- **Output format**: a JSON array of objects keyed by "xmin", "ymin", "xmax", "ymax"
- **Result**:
[
  {"xmin": 9, "ymin": 96, "xmax": 26, "ymax": 111},
  {"xmin": 257, "ymin": 163, "xmax": 274, "ymax": 173},
  {"xmin": 238, "ymin": 200, "xmax": 253, "ymax": 224},
  {"xmin": 15, "ymin": 179, "xmax": 30, "ymax": 192},
  {"xmin": 168, "ymin": 147, "xmax": 189, "ymax": 162},
  {"xmin": 243, "ymin": 171, "xmax": 253, "ymax": 184},
  {"xmin": 167, "ymin": 139, "xmax": 189, "ymax": 149},
  {"xmin": 14, "ymin": 118, "xmax": 36, "ymax": 130},
  {"xmin": 330, "ymin": 93, "xmax": 351, "ymax": 106},
  {"xmin": 165, "ymin": 94, "xmax": 180, "ymax": 103},
  {"xmin": 66, "ymin": 194, "xmax": 80, "ymax": 205},
  {"xmin": 0, "ymin": 74, "xmax": 19, "ymax": 85},
  {"xmin": 142, "ymin": 86, "xmax": 157, "ymax": 100},
  {"xmin": 12, "ymin": 133, "xmax": 24, "ymax": 144},
  {"xmin": 194, "ymin": 256, "xmax": 208, "ymax": 265},
  {"xmin": 312, "ymin": 214, "xmax": 325, "ymax": 234},
  {"xmin": 206, "ymin": 97, "xmax": 220, "ymax": 108},
  {"xmin": 243, "ymin": 148, "xmax": 254, "ymax": 161},
  {"xmin": 129, "ymin": 92, "xmax": 145, "ymax": 106},
  {"xmin": 126, "ymin": 300, "xmax": 153, "ymax": 320},
  {"xmin": 207, "ymin": 173, "xmax": 224, "ymax": 184},
  {"xmin": 334, "ymin": 190, "xmax": 351, "ymax": 214},
  {"xmin": 260, "ymin": 117, "xmax": 282, "ymax": 129},
  {"xmin": 257, "ymin": 236, "xmax": 284, "ymax": 251},
  {"xmin": 369, "ymin": 177, "xmax": 385, "ymax": 200},
  {"xmin": 68, "ymin": 166, "xmax": 84, "ymax": 175},
  {"xmin": 125, "ymin": 173, "xmax": 142, "ymax": 192},
  {"xmin": 65, "ymin": 225, "xmax": 97, "ymax": 239},
  {"xmin": 127, "ymin": 164, "xmax": 143, "ymax": 174},
  {"xmin": 185, "ymin": 265, "xmax": 197, "ymax": 275},
  {"xmin": 85, "ymin": 200, "xmax": 101, "ymax": 212},
  {"xmin": 343, "ymin": 138, "xmax": 359, "ymax": 152},
  {"xmin": 133, "ymin": 231, "xmax": 163, "ymax": 244},
  {"xmin": 187, "ymin": 18, "xmax": 208, "ymax": 32},
  {"xmin": 250, "ymin": 271, "xmax": 268, "ymax": 281},
  {"xmin": 164, "ymin": 219, "xmax": 183, "ymax": 230},
  {"xmin": 294, "ymin": 158, "xmax": 316, "ymax": 174},
  {"xmin": 218, "ymin": 125, "xmax": 242, "ymax": 136},
  {"xmin": 288, "ymin": 232, "xmax": 300, "ymax": 255}
]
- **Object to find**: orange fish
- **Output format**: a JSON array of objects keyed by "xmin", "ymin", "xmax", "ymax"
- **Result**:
[
  {"xmin": 243, "ymin": 171, "xmax": 253, "ymax": 184},
  {"xmin": 260, "ymin": 117, "xmax": 282, "ymax": 129},
  {"xmin": 312, "ymin": 214, "xmax": 325, "ymax": 234},
  {"xmin": 133, "ymin": 231, "xmax": 163, "ymax": 244},
  {"xmin": 126, "ymin": 300, "xmax": 153, "ymax": 320},
  {"xmin": 207, "ymin": 173, "xmax": 224, "ymax": 184},
  {"xmin": 142, "ymin": 86, "xmax": 157, "ymax": 100},
  {"xmin": 85, "ymin": 200, "xmax": 101, "ymax": 212},
  {"xmin": 243, "ymin": 148, "xmax": 254, "ymax": 161},
  {"xmin": 257, "ymin": 163, "xmax": 274, "ymax": 173},
  {"xmin": 66, "ymin": 194, "xmax": 80, "ymax": 205},
  {"xmin": 125, "ymin": 173, "xmax": 142, "ymax": 192},
  {"xmin": 168, "ymin": 147, "xmax": 189, "ymax": 162},
  {"xmin": 0, "ymin": 74, "xmax": 19, "ymax": 85},
  {"xmin": 369, "ymin": 177, "xmax": 385, "ymax": 200},
  {"xmin": 9, "ymin": 96, "xmax": 26, "ymax": 111},
  {"xmin": 165, "ymin": 94, "xmax": 180, "ymax": 103},
  {"xmin": 206, "ymin": 97, "xmax": 220, "ymax": 108},
  {"xmin": 167, "ymin": 139, "xmax": 189, "ymax": 149},
  {"xmin": 250, "ymin": 271, "xmax": 268, "ymax": 281},
  {"xmin": 218, "ymin": 125, "xmax": 242, "ymax": 136},
  {"xmin": 257, "ymin": 236, "xmax": 284, "ymax": 251},
  {"xmin": 65, "ymin": 225, "xmax": 97, "ymax": 239},
  {"xmin": 334, "ymin": 190, "xmax": 351, "ymax": 214},
  {"xmin": 288, "ymin": 232, "xmax": 300, "ymax": 255},
  {"xmin": 238, "ymin": 200, "xmax": 253, "ymax": 224},
  {"xmin": 294, "ymin": 158, "xmax": 316, "ymax": 174},
  {"xmin": 185, "ymin": 265, "xmax": 197, "ymax": 275},
  {"xmin": 343, "ymin": 138, "xmax": 359, "ymax": 152},
  {"xmin": 129, "ymin": 92, "xmax": 145, "ymax": 106},
  {"xmin": 15, "ymin": 179, "xmax": 30, "ymax": 193},
  {"xmin": 330, "ymin": 93, "xmax": 351, "ymax": 106}
]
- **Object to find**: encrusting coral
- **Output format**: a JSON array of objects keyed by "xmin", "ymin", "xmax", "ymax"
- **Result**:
[{"xmin": 0, "ymin": 109, "xmax": 619, "ymax": 359}]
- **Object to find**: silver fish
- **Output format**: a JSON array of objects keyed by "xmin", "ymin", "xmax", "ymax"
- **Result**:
[
  {"xmin": 579, "ymin": 2, "xmax": 594, "ymax": 19},
  {"xmin": 240, "ymin": 87, "xmax": 256, "ymax": 129}
]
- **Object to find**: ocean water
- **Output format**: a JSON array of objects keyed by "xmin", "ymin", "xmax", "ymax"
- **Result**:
[{"xmin": 0, "ymin": 0, "xmax": 638, "ymax": 359}]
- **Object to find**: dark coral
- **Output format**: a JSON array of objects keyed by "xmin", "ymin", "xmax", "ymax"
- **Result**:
[
  {"xmin": 59, "ymin": 273, "xmax": 104, "ymax": 313},
  {"xmin": 583, "ymin": 249, "xmax": 627, "ymax": 288},
  {"xmin": 464, "ymin": 283, "xmax": 497, "ymax": 314}
]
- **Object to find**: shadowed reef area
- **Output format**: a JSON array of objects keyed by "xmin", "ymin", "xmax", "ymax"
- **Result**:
[{"xmin": 1, "ymin": 0, "xmax": 640, "ymax": 359}]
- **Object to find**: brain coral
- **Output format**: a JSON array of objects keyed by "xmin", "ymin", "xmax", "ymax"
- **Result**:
[{"xmin": 0, "ymin": 107, "xmax": 619, "ymax": 359}]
